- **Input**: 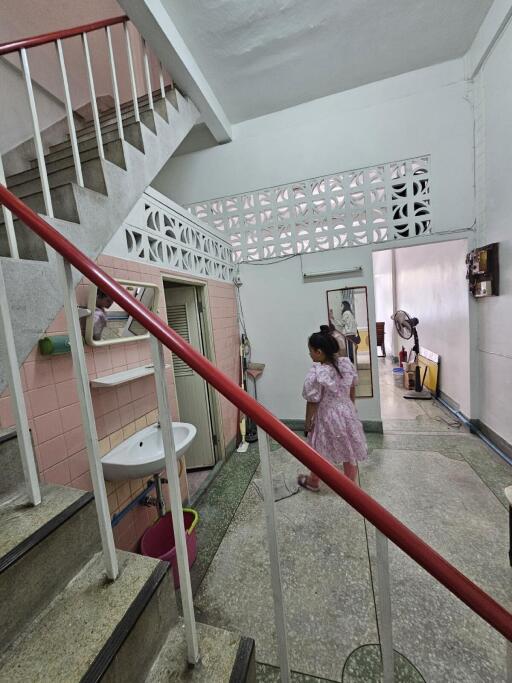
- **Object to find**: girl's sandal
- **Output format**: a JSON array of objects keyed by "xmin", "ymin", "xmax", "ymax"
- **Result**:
[{"xmin": 297, "ymin": 474, "xmax": 320, "ymax": 492}]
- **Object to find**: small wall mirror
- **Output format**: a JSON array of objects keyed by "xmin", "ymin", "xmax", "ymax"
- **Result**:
[
  {"xmin": 85, "ymin": 280, "xmax": 159, "ymax": 346},
  {"xmin": 326, "ymin": 286, "xmax": 373, "ymax": 397}
]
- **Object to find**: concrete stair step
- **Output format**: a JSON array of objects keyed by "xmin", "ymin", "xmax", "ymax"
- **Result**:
[
  {"xmin": 145, "ymin": 621, "xmax": 256, "ymax": 682},
  {"xmin": 7, "ymin": 140, "xmax": 127, "ymax": 188},
  {"xmin": 0, "ymin": 551, "xmax": 172, "ymax": 683},
  {"xmin": 0, "ymin": 183, "xmax": 79, "ymax": 223},
  {"xmin": 6, "ymin": 156, "xmax": 107, "ymax": 198},
  {"xmin": 0, "ymin": 429, "xmax": 24, "ymax": 499},
  {"xmin": 30, "ymin": 122, "xmax": 144, "ymax": 169},
  {"xmin": 76, "ymin": 97, "xmax": 168, "ymax": 140},
  {"xmin": 100, "ymin": 86, "xmax": 174, "ymax": 120},
  {"xmin": 0, "ymin": 485, "xmax": 100, "ymax": 653}
]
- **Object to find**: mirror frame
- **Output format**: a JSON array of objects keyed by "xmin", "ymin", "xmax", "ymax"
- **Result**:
[
  {"xmin": 85, "ymin": 279, "xmax": 160, "ymax": 347},
  {"xmin": 326, "ymin": 285, "xmax": 374, "ymax": 399}
]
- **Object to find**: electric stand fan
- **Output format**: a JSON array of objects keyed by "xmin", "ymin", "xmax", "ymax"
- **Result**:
[{"xmin": 391, "ymin": 310, "xmax": 432, "ymax": 400}]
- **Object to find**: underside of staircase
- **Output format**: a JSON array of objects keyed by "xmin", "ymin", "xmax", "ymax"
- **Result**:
[
  {"xmin": 0, "ymin": 428, "xmax": 256, "ymax": 682},
  {"xmin": 0, "ymin": 87, "xmax": 199, "ymax": 392}
]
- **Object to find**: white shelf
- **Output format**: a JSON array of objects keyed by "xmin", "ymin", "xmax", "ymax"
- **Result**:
[{"xmin": 90, "ymin": 365, "xmax": 156, "ymax": 388}]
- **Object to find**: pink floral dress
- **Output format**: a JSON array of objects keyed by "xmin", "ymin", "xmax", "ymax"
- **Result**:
[{"xmin": 302, "ymin": 357, "xmax": 367, "ymax": 465}]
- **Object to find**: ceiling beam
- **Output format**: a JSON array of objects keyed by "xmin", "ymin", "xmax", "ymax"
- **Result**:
[{"xmin": 118, "ymin": 0, "xmax": 232, "ymax": 143}]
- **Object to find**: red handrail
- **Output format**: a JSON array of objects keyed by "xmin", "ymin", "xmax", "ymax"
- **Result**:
[
  {"xmin": 0, "ymin": 15, "xmax": 128, "ymax": 56},
  {"xmin": 1, "ymin": 184, "xmax": 511, "ymax": 642}
]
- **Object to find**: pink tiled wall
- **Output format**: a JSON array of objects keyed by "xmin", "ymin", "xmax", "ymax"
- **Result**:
[{"xmin": 0, "ymin": 256, "xmax": 239, "ymax": 552}]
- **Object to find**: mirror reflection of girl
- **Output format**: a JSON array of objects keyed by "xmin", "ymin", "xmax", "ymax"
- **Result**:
[
  {"xmin": 338, "ymin": 301, "xmax": 358, "ymax": 363},
  {"xmin": 93, "ymin": 291, "xmax": 114, "ymax": 341},
  {"xmin": 299, "ymin": 326, "xmax": 367, "ymax": 491}
]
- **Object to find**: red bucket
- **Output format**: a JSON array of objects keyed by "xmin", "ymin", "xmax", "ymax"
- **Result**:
[{"xmin": 140, "ymin": 508, "xmax": 198, "ymax": 588}]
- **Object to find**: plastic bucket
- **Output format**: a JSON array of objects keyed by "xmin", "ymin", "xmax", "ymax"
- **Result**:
[
  {"xmin": 392, "ymin": 367, "xmax": 405, "ymax": 387},
  {"xmin": 140, "ymin": 508, "xmax": 199, "ymax": 588}
]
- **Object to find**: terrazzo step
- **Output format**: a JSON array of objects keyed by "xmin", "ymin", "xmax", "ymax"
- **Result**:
[
  {"xmin": 0, "ymin": 428, "xmax": 24, "ymax": 498},
  {"xmin": 0, "ymin": 182, "xmax": 79, "ymax": 223},
  {"xmin": 0, "ymin": 216, "xmax": 50, "ymax": 260},
  {"xmin": 75, "ymin": 97, "xmax": 168, "ymax": 141},
  {"xmin": 145, "ymin": 621, "xmax": 256, "ymax": 683},
  {"xmin": 100, "ymin": 86, "xmax": 177, "ymax": 122},
  {"xmin": 0, "ymin": 485, "xmax": 100, "ymax": 653},
  {"xmin": 0, "ymin": 551, "xmax": 174, "ymax": 683}
]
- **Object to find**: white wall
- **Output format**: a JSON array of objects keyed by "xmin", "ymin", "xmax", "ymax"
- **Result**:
[
  {"xmin": 155, "ymin": 58, "xmax": 475, "ymax": 240},
  {"xmin": 238, "ymin": 248, "xmax": 381, "ymax": 424},
  {"xmin": 372, "ymin": 250, "xmax": 395, "ymax": 356},
  {"xmin": 393, "ymin": 240, "xmax": 470, "ymax": 414},
  {"xmin": 476, "ymin": 15, "xmax": 512, "ymax": 444}
]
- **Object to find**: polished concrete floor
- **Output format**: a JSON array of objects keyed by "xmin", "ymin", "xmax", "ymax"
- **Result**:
[{"xmin": 191, "ymin": 360, "xmax": 512, "ymax": 682}]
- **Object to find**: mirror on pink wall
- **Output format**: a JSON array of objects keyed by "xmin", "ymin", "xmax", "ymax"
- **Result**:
[{"xmin": 326, "ymin": 286, "xmax": 373, "ymax": 397}]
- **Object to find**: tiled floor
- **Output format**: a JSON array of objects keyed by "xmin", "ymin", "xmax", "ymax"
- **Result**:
[{"xmin": 189, "ymin": 361, "xmax": 511, "ymax": 682}]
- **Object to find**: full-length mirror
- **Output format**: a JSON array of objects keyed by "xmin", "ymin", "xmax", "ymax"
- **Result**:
[
  {"xmin": 326, "ymin": 286, "xmax": 373, "ymax": 397},
  {"xmin": 85, "ymin": 280, "xmax": 159, "ymax": 346}
]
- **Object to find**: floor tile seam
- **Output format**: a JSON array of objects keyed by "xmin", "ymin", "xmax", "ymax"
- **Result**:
[
  {"xmin": 454, "ymin": 449, "xmax": 508, "ymax": 510},
  {"xmin": 256, "ymin": 660, "xmax": 339, "ymax": 682}
]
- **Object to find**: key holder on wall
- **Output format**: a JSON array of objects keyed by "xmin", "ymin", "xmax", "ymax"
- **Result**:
[{"xmin": 466, "ymin": 242, "xmax": 499, "ymax": 298}]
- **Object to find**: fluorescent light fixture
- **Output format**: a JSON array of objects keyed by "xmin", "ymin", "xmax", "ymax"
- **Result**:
[{"xmin": 302, "ymin": 266, "xmax": 363, "ymax": 281}]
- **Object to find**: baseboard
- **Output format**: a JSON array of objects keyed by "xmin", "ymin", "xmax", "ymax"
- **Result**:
[
  {"xmin": 471, "ymin": 420, "xmax": 512, "ymax": 460},
  {"xmin": 438, "ymin": 390, "xmax": 460, "ymax": 412},
  {"xmin": 281, "ymin": 418, "xmax": 383, "ymax": 434}
]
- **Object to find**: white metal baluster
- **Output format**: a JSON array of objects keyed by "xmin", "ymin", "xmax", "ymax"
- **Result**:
[
  {"xmin": 105, "ymin": 26, "xmax": 124, "ymax": 142},
  {"xmin": 56, "ymin": 256, "xmax": 118, "ymax": 579},
  {"xmin": 376, "ymin": 530, "xmax": 395, "ymax": 683},
  {"xmin": 142, "ymin": 38, "xmax": 154, "ymax": 110},
  {"xmin": 55, "ymin": 39, "xmax": 84, "ymax": 187},
  {"xmin": 20, "ymin": 48, "xmax": 53, "ymax": 218},
  {"xmin": 0, "ymin": 262, "xmax": 41, "ymax": 505},
  {"xmin": 151, "ymin": 336, "xmax": 200, "ymax": 665},
  {"xmin": 158, "ymin": 61, "xmax": 166, "ymax": 99},
  {"xmin": 257, "ymin": 427, "xmax": 291, "ymax": 682},
  {"xmin": 0, "ymin": 156, "xmax": 19, "ymax": 259},
  {"xmin": 123, "ymin": 23, "xmax": 140, "ymax": 123},
  {"xmin": 81, "ymin": 33, "xmax": 104, "ymax": 160}
]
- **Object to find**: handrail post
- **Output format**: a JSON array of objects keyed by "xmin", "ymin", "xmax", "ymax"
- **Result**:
[
  {"xmin": 55, "ymin": 38, "xmax": 84, "ymax": 187},
  {"xmin": 81, "ymin": 33, "xmax": 104, "ymax": 160},
  {"xmin": 142, "ymin": 38, "xmax": 154, "ymax": 110},
  {"xmin": 105, "ymin": 25, "xmax": 124, "ymax": 142},
  {"xmin": 0, "ymin": 262, "xmax": 41, "ymax": 505},
  {"xmin": 56, "ymin": 255, "xmax": 118, "ymax": 579},
  {"xmin": 0, "ymin": 155, "xmax": 19, "ymax": 258},
  {"xmin": 376, "ymin": 530, "xmax": 395, "ymax": 683},
  {"xmin": 150, "ymin": 335, "xmax": 200, "ymax": 665},
  {"xmin": 123, "ymin": 23, "xmax": 140, "ymax": 122},
  {"xmin": 20, "ymin": 47, "xmax": 53, "ymax": 218},
  {"xmin": 257, "ymin": 426, "xmax": 291, "ymax": 682}
]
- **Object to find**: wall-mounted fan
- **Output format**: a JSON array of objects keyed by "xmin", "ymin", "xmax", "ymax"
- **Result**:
[{"xmin": 391, "ymin": 310, "xmax": 431, "ymax": 400}]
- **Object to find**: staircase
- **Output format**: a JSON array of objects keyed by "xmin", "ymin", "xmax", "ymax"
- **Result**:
[
  {"xmin": 0, "ymin": 80, "xmax": 199, "ymax": 395},
  {"xmin": 0, "ymin": 428, "xmax": 255, "ymax": 681}
]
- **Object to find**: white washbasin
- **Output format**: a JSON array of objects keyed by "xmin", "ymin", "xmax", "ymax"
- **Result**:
[{"xmin": 101, "ymin": 422, "xmax": 196, "ymax": 481}]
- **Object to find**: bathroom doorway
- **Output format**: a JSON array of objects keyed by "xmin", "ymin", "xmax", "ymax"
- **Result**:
[{"xmin": 164, "ymin": 280, "xmax": 218, "ymax": 471}]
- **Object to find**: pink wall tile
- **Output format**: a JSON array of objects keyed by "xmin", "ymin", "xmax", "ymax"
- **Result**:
[
  {"xmin": 34, "ymin": 410, "xmax": 63, "ymax": 444},
  {"xmin": 64, "ymin": 425, "xmax": 86, "ymax": 456},
  {"xmin": 38, "ymin": 434, "xmax": 68, "ymax": 471},
  {"xmin": 24, "ymin": 361, "xmax": 54, "ymax": 390},
  {"xmin": 71, "ymin": 471, "xmax": 93, "ymax": 492},
  {"xmin": 28, "ymin": 385, "xmax": 59, "ymax": 417},
  {"xmin": 44, "ymin": 459, "xmax": 71, "ymax": 486},
  {"xmin": 0, "ymin": 396, "xmax": 14, "ymax": 428},
  {"xmin": 68, "ymin": 449, "xmax": 89, "ymax": 480},
  {"xmin": 60, "ymin": 403, "xmax": 82, "ymax": 432},
  {"xmin": 51, "ymin": 355, "xmax": 75, "ymax": 384},
  {"xmin": 55, "ymin": 379, "xmax": 79, "ymax": 408},
  {"xmin": 116, "ymin": 384, "xmax": 131, "ymax": 407}
]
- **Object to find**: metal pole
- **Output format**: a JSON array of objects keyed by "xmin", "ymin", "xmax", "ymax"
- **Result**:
[
  {"xmin": 150, "ymin": 335, "xmax": 200, "ymax": 665},
  {"xmin": 142, "ymin": 38, "xmax": 154, "ymax": 110},
  {"xmin": 123, "ymin": 23, "xmax": 140, "ymax": 122},
  {"xmin": 0, "ymin": 155, "xmax": 19, "ymax": 258},
  {"xmin": 20, "ymin": 48, "xmax": 53, "ymax": 218},
  {"xmin": 81, "ymin": 33, "xmax": 104, "ymax": 160},
  {"xmin": 0, "ymin": 262, "xmax": 40, "ymax": 505},
  {"xmin": 158, "ymin": 61, "xmax": 166, "ymax": 99},
  {"xmin": 376, "ymin": 529, "xmax": 395, "ymax": 683},
  {"xmin": 105, "ymin": 26, "xmax": 124, "ymax": 141},
  {"xmin": 56, "ymin": 39, "xmax": 84, "ymax": 187},
  {"xmin": 56, "ymin": 256, "xmax": 118, "ymax": 579},
  {"xmin": 257, "ymin": 426, "xmax": 291, "ymax": 682}
]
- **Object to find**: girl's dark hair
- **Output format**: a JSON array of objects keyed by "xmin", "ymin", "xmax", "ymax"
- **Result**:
[
  {"xmin": 308, "ymin": 325, "xmax": 341, "ymax": 374},
  {"xmin": 342, "ymin": 300, "xmax": 353, "ymax": 314}
]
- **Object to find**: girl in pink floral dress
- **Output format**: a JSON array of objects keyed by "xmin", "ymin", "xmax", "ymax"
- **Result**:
[{"xmin": 298, "ymin": 326, "xmax": 367, "ymax": 491}]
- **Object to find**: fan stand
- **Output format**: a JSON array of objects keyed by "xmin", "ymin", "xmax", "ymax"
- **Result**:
[{"xmin": 403, "ymin": 328, "xmax": 431, "ymax": 401}]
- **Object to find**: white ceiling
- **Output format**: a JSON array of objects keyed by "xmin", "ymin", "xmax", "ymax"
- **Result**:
[{"xmin": 162, "ymin": 0, "xmax": 492, "ymax": 123}]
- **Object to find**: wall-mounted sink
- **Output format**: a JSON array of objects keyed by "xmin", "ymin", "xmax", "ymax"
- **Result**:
[{"xmin": 101, "ymin": 422, "xmax": 197, "ymax": 481}]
